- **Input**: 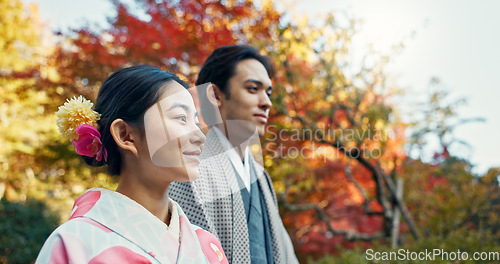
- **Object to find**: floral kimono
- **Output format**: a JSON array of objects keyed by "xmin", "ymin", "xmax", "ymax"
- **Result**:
[{"xmin": 36, "ymin": 188, "xmax": 228, "ymax": 264}]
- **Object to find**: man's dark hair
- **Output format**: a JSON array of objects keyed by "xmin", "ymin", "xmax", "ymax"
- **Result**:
[{"xmin": 195, "ymin": 45, "xmax": 274, "ymax": 98}]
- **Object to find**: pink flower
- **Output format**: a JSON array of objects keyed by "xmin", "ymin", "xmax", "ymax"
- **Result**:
[
  {"xmin": 195, "ymin": 228, "xmax": 229, "ymax": 264},
  {"xmin": 72, "ymin": 124, "xmax": 108, "ymax": 161},
  {"xmin": 89, "ymin": 246, "xmax": 152, "ymax": 264},
  {"xmin": 69, "ymin": 190, "xmax": 101, "ymax": 220}
]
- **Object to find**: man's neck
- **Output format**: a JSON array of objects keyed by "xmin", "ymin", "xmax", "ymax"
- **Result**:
[{"xmin": 215, "ymin": 122, "xmax": 249, "ymax": 161}]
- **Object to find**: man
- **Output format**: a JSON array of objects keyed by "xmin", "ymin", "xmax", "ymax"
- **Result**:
[{"xmin": 169, "ymin": 45, "xmax": 299, "ymax": 264}]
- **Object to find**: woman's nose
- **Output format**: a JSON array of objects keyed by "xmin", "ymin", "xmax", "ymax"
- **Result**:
[{"xmin": 190, "ymin": 126, "xmax": 206, "ymax": 145}]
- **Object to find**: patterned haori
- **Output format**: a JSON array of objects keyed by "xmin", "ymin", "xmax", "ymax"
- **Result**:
[
  {"xmin": 36, "ymin": 188, "xmax": 228, "ymax": 264},
  {"xmin": 169, "ymin": 128, "xmax": 299, "ymax": 264}
]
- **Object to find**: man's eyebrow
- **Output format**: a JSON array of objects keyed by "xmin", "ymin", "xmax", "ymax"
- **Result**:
[
  {"xmin": 244, "ymin": 79, "xmax": 263, "ymax": 86},
  {"xmin": 244, "ymin": 79, "xmax": 273, "ymax": 90}
]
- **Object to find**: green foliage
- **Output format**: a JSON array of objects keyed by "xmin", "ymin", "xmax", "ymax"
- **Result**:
[
  {"xmin": 407, "ymin": 79, "xmax": 485, "ymax": 160},
  {"xmin": 311, "ymin": 246, "xmax": 367, "ymax": 264},
  {"xmin": 313, "ymin": 228, "xmax": 500, "ymax": 264},
  {"xmin": 0, "ymin": 0, "xmax": 118, "ymax": 219},
  {"xmin": 0, "ymin": 198, "xmax": 59, "ymax": 264},
  {"xmin": 0, "ymin": 0, "xmax": 41, "ymax": 72},
  {"xmin": 1, "ymin": 0, "xmax": 499, "ymax": 262},
  {"xmin": 404, "ymin": 158, "xmax": 499, "ymax": 243},
  {"xmin": 309, "ymin": 156, "xmax": 500, "ymax": 264}
]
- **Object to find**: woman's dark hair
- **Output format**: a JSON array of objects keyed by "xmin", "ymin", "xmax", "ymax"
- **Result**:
[
  {"xmin": 195, "ymin": 45, "xmax": 274, "ymax": 98},
  {"xmin": 82, "ymin": 65, "xmax": 188, "ymax": 176}
]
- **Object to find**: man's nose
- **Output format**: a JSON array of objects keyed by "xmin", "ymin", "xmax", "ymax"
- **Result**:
[{"xmin": 259, "ymin": 92, "xmax": 272, "ymax": 110}]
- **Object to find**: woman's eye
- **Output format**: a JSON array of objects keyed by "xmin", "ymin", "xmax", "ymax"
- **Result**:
[{"xmin": 176, "ymin": 116, "xmax": 187, "ymax": 123}]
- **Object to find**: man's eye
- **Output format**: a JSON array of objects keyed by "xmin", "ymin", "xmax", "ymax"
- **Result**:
[
  {"xmin": 267, "ymin": 88, "xmax": 273, "ymax": 97},
  {"xmin": 248, "ymin": 87, "xmax": 258, "ymax": 92}
]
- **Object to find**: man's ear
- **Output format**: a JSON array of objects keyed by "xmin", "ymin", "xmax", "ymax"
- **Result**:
[
  {"xmin": 208, "ymin": 83, "xmax": 224, "ymax": 108},
  {"xmin": 110, "ymin": 119, "xmax": 139, "ymax": 156}
]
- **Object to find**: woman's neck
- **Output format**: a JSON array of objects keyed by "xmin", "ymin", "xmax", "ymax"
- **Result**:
[{"xmin": 116, "ymin": 167, "xmax": 172, "ymax": 225}]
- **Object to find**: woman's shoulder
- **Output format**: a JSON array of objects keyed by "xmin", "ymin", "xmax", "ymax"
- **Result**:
[
  {"xmin": 63, "ymin": 217, "xmax": 115, "ymax": 234},
  {"xmin": 38, "ymin": 217, "xmax": 116, "ymax": 252},
  {"xmin": 36, "ymin": 217, "xmax": 156, "ymax": 263}
]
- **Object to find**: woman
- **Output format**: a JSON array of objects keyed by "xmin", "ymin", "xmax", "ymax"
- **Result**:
[{"xmin": 36, "ymin": 65, "xmax": 228, "ymax": 264}]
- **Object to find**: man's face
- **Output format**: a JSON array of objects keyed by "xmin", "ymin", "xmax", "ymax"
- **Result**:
[{"xmin": 219, "ymin": 59, "xmax": 273, "ymax": 137}]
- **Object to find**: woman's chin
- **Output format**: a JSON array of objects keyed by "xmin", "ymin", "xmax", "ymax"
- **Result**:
[
  {"xmin": 184, "ymin": 166, "xmax": 200, "ymax": 182},
  {"xmin": 170, "ymin": 165, "xmax": 199, "ymax": 182},
  {"xmin": 156, "ymin": 166, "xmax": 198, "ymax": 183}
]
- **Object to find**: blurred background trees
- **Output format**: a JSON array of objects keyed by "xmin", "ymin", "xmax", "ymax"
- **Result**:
[{"xmin": 1, "ymin": 0, "xmax": 498, "ymax": 263}]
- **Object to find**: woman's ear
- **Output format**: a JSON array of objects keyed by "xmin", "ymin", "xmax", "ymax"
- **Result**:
[{"xmin": 110, "ymin": 119, "xmax": 139, "ymax": 156}]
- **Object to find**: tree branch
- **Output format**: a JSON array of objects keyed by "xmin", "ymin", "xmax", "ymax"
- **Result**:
[
  {"xmin": 279, "ymin": 194, "xmax": 385, "ymax": 241},
  {"xmin": 293, "ymin": 115, "xmax": 422, "ymax": 240},
  {"xmin": 344, "ymin": 163, "xmax": 384, "ymax": 216}
]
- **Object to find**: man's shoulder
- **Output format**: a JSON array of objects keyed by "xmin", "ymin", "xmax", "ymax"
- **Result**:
[
  {"xmin": 199, "ymin": 128, "xmax": 233, "ymax": 169},
  {"xmin": 199, "ymin": 128, "xmax": 227, "ymax": 159}
]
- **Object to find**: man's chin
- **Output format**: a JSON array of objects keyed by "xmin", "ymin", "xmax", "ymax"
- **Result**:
[
  {"xmin": 256, "ymin": 125, "xmax": 266, "ymax": 137},
  {"xmin": 226, "ymin": 119, "xmax": 261, "ymax": 138}
]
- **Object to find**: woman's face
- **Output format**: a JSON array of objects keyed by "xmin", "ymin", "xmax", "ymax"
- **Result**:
[{"xmin": 142, "ymin": 80, "xmax": 206, "ymax": 182}]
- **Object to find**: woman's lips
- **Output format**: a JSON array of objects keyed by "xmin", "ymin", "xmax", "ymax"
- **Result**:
[{"xmin": 182, "ymin": 150, "xmax": 201, "ymax": 163}]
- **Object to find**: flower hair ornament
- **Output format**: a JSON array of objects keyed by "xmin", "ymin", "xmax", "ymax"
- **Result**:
[{"xmin": 56, "ymin": 95, "xmax": 108, "ymax": 162}]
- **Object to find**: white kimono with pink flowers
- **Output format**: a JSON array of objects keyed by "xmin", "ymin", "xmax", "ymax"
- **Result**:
[{"xmin": 35, "ymin": 188, "xmax": 228, "ymax": 264}]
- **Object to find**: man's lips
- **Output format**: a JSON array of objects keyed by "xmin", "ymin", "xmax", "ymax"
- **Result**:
[{"xmin": 254, "ymin": 114, "xmax": 268, "ymax": 124}]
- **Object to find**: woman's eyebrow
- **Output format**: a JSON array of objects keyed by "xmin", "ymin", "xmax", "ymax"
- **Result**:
[{"xmin": 166, "ymin": 103, "xmax": 190, "ymax": 112}]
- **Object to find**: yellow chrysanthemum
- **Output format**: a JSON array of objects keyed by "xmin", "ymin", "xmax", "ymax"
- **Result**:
[{"xmin": 56, "ymin": 95, "xmax": 101, "ymax": 141}]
